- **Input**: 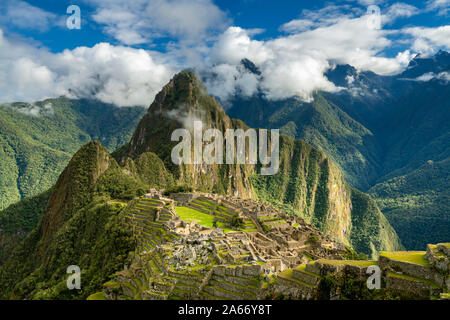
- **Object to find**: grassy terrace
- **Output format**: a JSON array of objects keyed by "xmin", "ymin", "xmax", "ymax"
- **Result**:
[
  {"xmin": 194, "ymin": 199, "xmax": 228, "ymax": 211},
  {"xmin": 380, "ymin": 251, "xmax": 430, "ymax": 266},
  {"xmin": 316, "ymin": 259, "xmax": 378, "ymax": 267},
  {"xmin": 387, "ymin": 272, "xmax": 440, "ymax": 288},
  {"xmin": 190, "ymin": 201, "xmax": 234, "ymax": 218},
  {"xmin": 277, "ymin": 269, "xmax": 315, "ymax": 288},
  {"xmin": 294, "ymin": 264, "xmax": 322, "ymax": 278}
]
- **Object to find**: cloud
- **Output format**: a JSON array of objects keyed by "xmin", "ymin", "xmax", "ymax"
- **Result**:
[
  {"xmin": 11, "ymin": 102, "xmax": 55, "ymax": 117},
  {"xmin": 403, "ymin": 25, "xmax": 450, "ymax": 55},
  {"xmin": 0, "ymin": 29, "xmax": 176, "ymax": 106},
  {"xmin": 0, "ymin": 1, "xmax": 447, "ymax": 107},
  {"xmin": 85, "ymin": 0, "xmax": 229, "ymax": 45},
  {"xmin": 356, "ymin": 0, "xmax": 385, "ymax": 5},
  {"xmin": 210, "ymin": 27, "xmax": 273, "ymax": 65},
  {"xmin": 426, "ymin": 0, "xmax": 450, "ymax": 16},
  {"xmin": 280, "ymin": 4, "xmax": 362, "ymax": 33},
  {"xmin": 0, "ymin": 0, "xmax": 63, "ymax": 31},
  {"xmin": 415, "ymin": 71, "xmax": 450, "ymax": 81},
  {"xmin": 203, "ymin": 6, "xmax": 416, "ymax": 102},
  {"xmin": 385, "ymin": 3, "xmax": 420, "ymax": 22}
]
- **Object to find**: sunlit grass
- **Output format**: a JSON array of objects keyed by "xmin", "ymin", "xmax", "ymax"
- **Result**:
[
  {"xmin": 380, "ymin": 251, "xmax": 429, "ymax": 266},
  {"xmin": 174, "ymin": 206, "xmax": 234, "ymax": 232}
]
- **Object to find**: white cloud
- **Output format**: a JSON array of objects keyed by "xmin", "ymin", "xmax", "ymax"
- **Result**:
[
  {"xmin": 85, "ymin": 0, "xmax": 229, "ymax": 45},
  {"xmin": 0, "ymin": 1, "xmax": 448, "ymax": 107},
  {"xmin": 12, "ymin": 102, "xmax": 55, "ymax": 117},
  {"xmin": 0, "ymin": 0, "xmax": 63, "ymax": 31},
  {"xmin": 403, "ymin": 25, "xmax": 450, "ymax": 55},
  {"xmin": 385, "ymin": 3, "xmax": 419, "ymax": 22},
  {"xmin": 201, "ymin": 3, "xmax": 425, "ymax": 102},
  {"xmin": 280, "ymin": 19, "xmax": 315, "ymax": 33},
  {"xmin": 280, "ymin": 4, "xmax": 361, "ymax": 33},
  {"xmin": 0, "ymin": 29, "xmax": 176, "ymax": 106},
  {"xmin": 426, "ymin": 0, "xmax": 450, "ymax": 16},
  {"xmin": 416, "ymin": 71, "xmax": 450, "ymax": 81},
  {"xmin": 356, "ymin": 0, "xmax": 384, "ymax": 5},
  {"xmin": 210, "ymin": 27, "xmax": 273, "ymax": 65}
]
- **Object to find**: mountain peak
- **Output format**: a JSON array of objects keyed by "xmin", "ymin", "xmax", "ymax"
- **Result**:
[
  {"xmin": 402, "ymin": 50, "xmax": 450, "ymax": 78},
  {"xmin": 147, "ymin": 69, "xmax": 211, "ymax": 114},
  {"xmin": 325, "ymin": 64, "xmax": 358, "ymax": 87},
  {"xmin": 39, "ymin": 140, "xmax": 111, "ymax": 250},
  {"xmin": 114, "ymin": 70, "xmax": 231, "ymax": 165},
  {"xmin": 240, "ymin": 58, "xmax": 262, "ymax": 75}
]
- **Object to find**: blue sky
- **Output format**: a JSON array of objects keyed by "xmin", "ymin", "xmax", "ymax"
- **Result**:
[
  {"xmin": 2, "ymin": 0, "xmax": 449, "ymax": 52},
  {"xmin": 0, "ymin": 0, "xmax": 449, "ymax": 106}
]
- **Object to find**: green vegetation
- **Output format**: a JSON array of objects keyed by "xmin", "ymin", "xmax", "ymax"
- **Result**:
[
  {"xmin": 343, "ymin": 246, "xmax": 369, "ymax": 260},
  {"xmin": 87, "ymin": 292, "xmax": 108, "ymax": 300},
  {"xmin": 229, "ymin": 213, "xmax": 244, "ymax": 229},
  {"xmin": 0, "ymin": 190, "xmax": 51, "ymax": 262},
  {"xmin": 349, "ymin": 189, "xmax": 403, "ymax": 258},
  {"xmin": 305, "ymin": 235, "xmax": 319, "ymax": 245},
  {"xmin": 163, "ymin": 185, "xmax": 193, "ymax": 196},
  {"xmin": 0, "ymin": 141, "xmax": 136, "ymax": 300},
  {"xmin": 370, "ymin": 158, "xmax": 450, "ymax": 250},
  {"xmin": 0, "ymin": 98, "xmax": 145, "ymax": 210}
]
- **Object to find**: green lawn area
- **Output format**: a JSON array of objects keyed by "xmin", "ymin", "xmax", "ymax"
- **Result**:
[
  {"xmin": 174, "ymin": 207, "xmax": 235, "ymax": 232},
  {"xmin": 380, "ymin": 251, "xmax": 429, "ymax": 266}
]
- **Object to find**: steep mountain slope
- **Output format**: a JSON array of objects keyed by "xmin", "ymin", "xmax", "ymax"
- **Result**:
[
  {"xmin": 0, "ymin": 141, "xmax": 139, "ymax": 299},
  {"xmin": 0, "ymin": 191, "xmax": 50, "ymax": 263},
  {"xmin": 228, "ymin": 93, "xmax": 382, "ymax": 189},
  {"xmin": 0, "ymin": 98, "xmax": 146, "ymax": 210},
  {"xmin": 369, "ymin": 158, "xmax": 450, "ymax": 249}
]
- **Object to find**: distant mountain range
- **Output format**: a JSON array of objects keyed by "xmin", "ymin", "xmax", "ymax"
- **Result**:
[{"xmin": 219, "ymin": 51, "xmax": 450, "ymax": 249}]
